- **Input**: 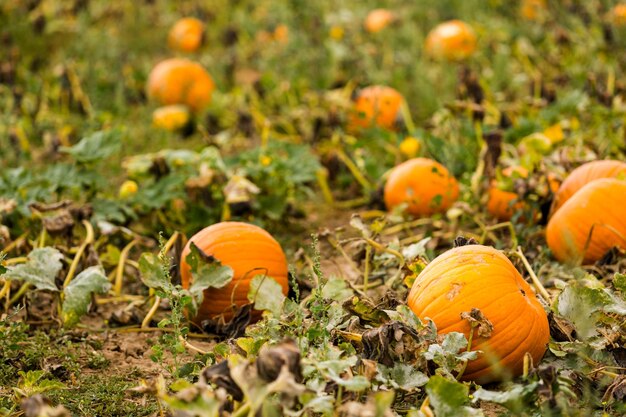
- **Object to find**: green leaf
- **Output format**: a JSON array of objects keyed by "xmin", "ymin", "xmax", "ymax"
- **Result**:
[
  {"xmin": 473, "ymin": 382, "xmax": 539, "ymax": 411},
  {"xmin": 4, "ymin": 247, "xmax": 63, "ymax": 291},
  {"xmin": 321, "ymin": 275, "xmax": 353, "ymax": 301},
  {"xmin": 248, "ymin": 275, "xmax": 285, "ymax": 317},
  {"xmin": 331, "ymin": 375, "xmax": 370, "ymax": 392},
  {"xmin": 380, "ymin": 363, "xmax": 428, "ymax": 391},
  {"xmin": 60, "ymin": 130, "xmax": 122, "ymax": 163},
  {"xmin": 442, "ymin": 332, "xmax": 470, "ymax": 354},
  {"xmin": 426, "ymin": 375, "xmax": 482, "ymax": 417},
  {"xmin": 614, "ymin": 273, "xmax": 626, "ymax": 297},
  {"xmin": 62, "ymin": 266, "xmax": 111, "ymax": 327},
  {"xmin": 138, "ymin": 253, "xmax": 172, "ymax": 292},
  {"xmin": 555, "ymin": 281, "xmax": 626, "ymax": 339}
]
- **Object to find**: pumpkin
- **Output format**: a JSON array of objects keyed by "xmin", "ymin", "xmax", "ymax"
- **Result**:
[
  {"xmin": 546, "ymin": 178, "xmax": 626, "ymax": 264},
  {"xmin": 180, "ymin": 222, "xmax": 289, "ymax": 323},
  {"xmin": 384, "ymin": 158, "xmax": 459, "ymax": 217},
  {"xmin": 273, "ymin": 24, "xmax": 289, "ymax": 43},
  {"xmin": 146, "ymin": 58, "xmax": 215, "ymax": 112},
  {"xmin": 407, "ymin": 245, "xmax": 549, "ymax": 383},
  {"xmin": 364, "ymin": 9, "xmax": 395, "ymax": 33},
  {"xmin": 612, "ymin": 4, "xmax": 626, "ymax": 26},
  {"xmin": 550, "ymin": 160, "xmax": 626, "ymax": 216},
  {"xmin": 349, "ymin": 85, "xmax": 405, "ymax": 131},
  {"xmin": 425, "ymin": 20, "xmax": 477, "ymax": 61},
  {"xmin": 152, "ymin": 104, "xmax": 192, "ymax": 132},
  {"xmin": 168, "ymin": 17, "xmax": 205, "ymax": 52},
  {"xmin": 520, "ymin": 0, "xmax": 547, "ymax": 20},
  {"xmin": 487, "ymin": 166, "xmax": 529, "ymax": 221}
]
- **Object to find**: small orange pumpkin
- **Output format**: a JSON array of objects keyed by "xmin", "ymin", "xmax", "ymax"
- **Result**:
[
  {"xmin": 364, "ymin": 9, "xmax": 395, "ymax": 33},
  {"xmin": 407, "ymin": 245, "xmax": 549, "ymax": 383},
  {"xmin": 612, "ymin": 4, "xmax": 626, "ymax": 26},
  {"xmin": 425, "ymin": 20, "xmax": 477, "ymax": 61},
  {"xmin": 349, "ymin": 85, "xmax": 405, "ymax": 131},
  {"xmin": 146, "ymin": 58, "xmax": 215, "ymax": 113},
  {"xmin": 384, "ymin": 158, "xmax": 459, "ymax": 217},
  {"xmin": 180, "ymin": 222, "xmax": 289, "ymax": 323},
  {"xmin": 550, "ymin": 160, "xmax": 626, "ymax": 216},
  {"xmin": 520, "ymin": 0, "xmax": 547, "ymax": 20},
  {"xmin": 168, "ymin": 17, "xmax": 205, "ymax": 52},
  {"xmin": 487, "ymin": 166, "xmax": 529, "ymax": 221},
  {"xmin": 546, "ymin": 178, "xmax": 626, "ymax": 264}
]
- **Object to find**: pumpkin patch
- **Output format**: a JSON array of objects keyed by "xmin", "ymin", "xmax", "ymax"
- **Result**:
[{"xmin": 3, "ymin": 2, "xmax": 626, "ymax": 415}]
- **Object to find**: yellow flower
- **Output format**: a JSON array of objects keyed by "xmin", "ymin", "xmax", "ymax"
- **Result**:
[
  {"xmin": 119, "ymin": 180, "xmax": 138, "ymax": 198},
  {"xmin": 330, "ymin": 26, "xmax": 344, "ymax": 40},
  {"xmin": 152, "ymin": 105, "xmax": 191, "ymax": 132},
  {"xmin": 260, "ymin": 155, "xmax": 272, "ymax": 166},
  {"xmin": 399, "ymin": 137, "xmax": 421, "ymax": 158},
  {"xmin": 543, "ymin": 123, "xmax": 564, "ymax": 144}
]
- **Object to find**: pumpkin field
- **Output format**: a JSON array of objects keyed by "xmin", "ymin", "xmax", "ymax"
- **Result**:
[{"xmin": 2, "ymin": 0, "xmax": 626, "ymax": 416}]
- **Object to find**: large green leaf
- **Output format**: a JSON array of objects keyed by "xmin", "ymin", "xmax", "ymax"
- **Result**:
[
  {"xmin": 4, "ymin": 247, "xmax": 63, "ymax": 291},
  {"xmin": 62, "ymin": 266, "xmax": 111, "ymax": 327},
  {"xmin": 60, "ymin": 130, "xmax": 122, "ymax": 163},
  {"xmin": 138, "ymin": 252, "xmax": 173, "ymax": 292},
  {"xmin": 426, "ymin": 375, "xmax": 482, "ymax": 417},
  {"xmin": 248, "ymin": 275, "xmax": 285, "ymax": 317}
]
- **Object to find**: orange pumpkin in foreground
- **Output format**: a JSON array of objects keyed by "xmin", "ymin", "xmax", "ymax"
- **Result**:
[
  {"xmin": 180, "ymin": 222, "xmax": 289, "ymax": 323},
  {"xmin": 550, "ymin": 160, "xmax": 626, "ymax": 216},
  {"xmin": 364, "ymin": 9, "xmax": 395, "ymax": 33},
  {"xmin": 384, "ymin": 158, "xmax": 459, "ymax": 217},
  {"xmin": 349, "ymin": 85, "xmax": 405, "ymax": 131},
  {"xmin": 547, "ymin": 178, "xmax": 626, "ymax": 265},
  {"xmin": 168, "ymin": 17, "xmax": 205, "ymax": 52},
  {"xmin": 425, "ymin": 20, "xmax": 477, "ymax": 61},
  {"xmin": 487, "ymin": 166, "xmax": 529, "ymax": 221},
  {"xmin": 146, "ymin": 58, "xmax": 215, "ymax": 112},
  {"xmin": 407, "ymin": 245, "xmax": 549, "ymax": 383}
]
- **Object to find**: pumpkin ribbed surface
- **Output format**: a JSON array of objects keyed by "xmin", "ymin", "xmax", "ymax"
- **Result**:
[
  {"xmin": 550, "ymin": 160, "xmax": 626, "ymax": 216},
  {"xmin": 546, "ymin": 178, "xmax": 626, "ymax": 264},
  {"xmin": 349, "ymin": 86, "xmax": 404, "ymax": 131},
  {"xmin": 407, "ymin": 245, "xmax": 549, "ymax": 383},
  {"xmin": 384, "ymin": 158, "xmax": 459, "ymax": 217},
  {"xmin": 425, "ymin": 20, "xmax": 477, "ymax": 61},
  {"xmin": 147, "ymin": 58, "xmax": 214, "ymax": 112},
  {"xmin": 180, "ymin": 222, "xmax": 289, "ymax": 323}
]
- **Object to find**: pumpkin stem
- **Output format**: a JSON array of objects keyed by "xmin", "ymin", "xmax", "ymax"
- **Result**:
[{"xmin": 454, "ymin": 236, "xmax": 478, "ymax": 247}]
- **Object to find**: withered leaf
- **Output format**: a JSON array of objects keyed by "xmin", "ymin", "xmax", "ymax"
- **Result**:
[
  {"xmin": 257, "ymin": 339, "xmax": 302, "ymax": 383},
  {"xmin": 460, "ymin": 308, "xmax": 493, "ymax": 338}
]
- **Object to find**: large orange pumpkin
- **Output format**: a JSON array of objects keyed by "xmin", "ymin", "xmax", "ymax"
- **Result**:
[
  {"xmin": 546, "ymin": 178, "xmax": 626, "ymax": 264},
  {"xmin": 168, "ymin": 17, "xmax": 205, "ymax": 52},
  {"xmin": 487, "ymin": 166, "xmax": 529, "ymax": 221},
  {"xmin": 425, "ymin": 20, "xmax": 477, "ymax": 61},
  {"xmin": 348, "ymin": 86, "xmax": 405, "ymax": 131},
  {"xmin": 146, "ymin": 58, "xmax": 215, "ymax": 113},
  {"xmin": 180, "ymin": 222, "xmax": 289, "ymax": 323},
  {"xmin": 550, "ymin": 160, "xmax": 626, "ymax": 216},
  {"xmin": 407, "ymin": 245, "xmax": 549, "ymax": 383},
  {"xmin": 364, "ymin": 9, "xmax": 395, "ymax": 33},
  {"xmin": 384, "ymin": 158, "xmax": 459, "ymax": 217}
]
